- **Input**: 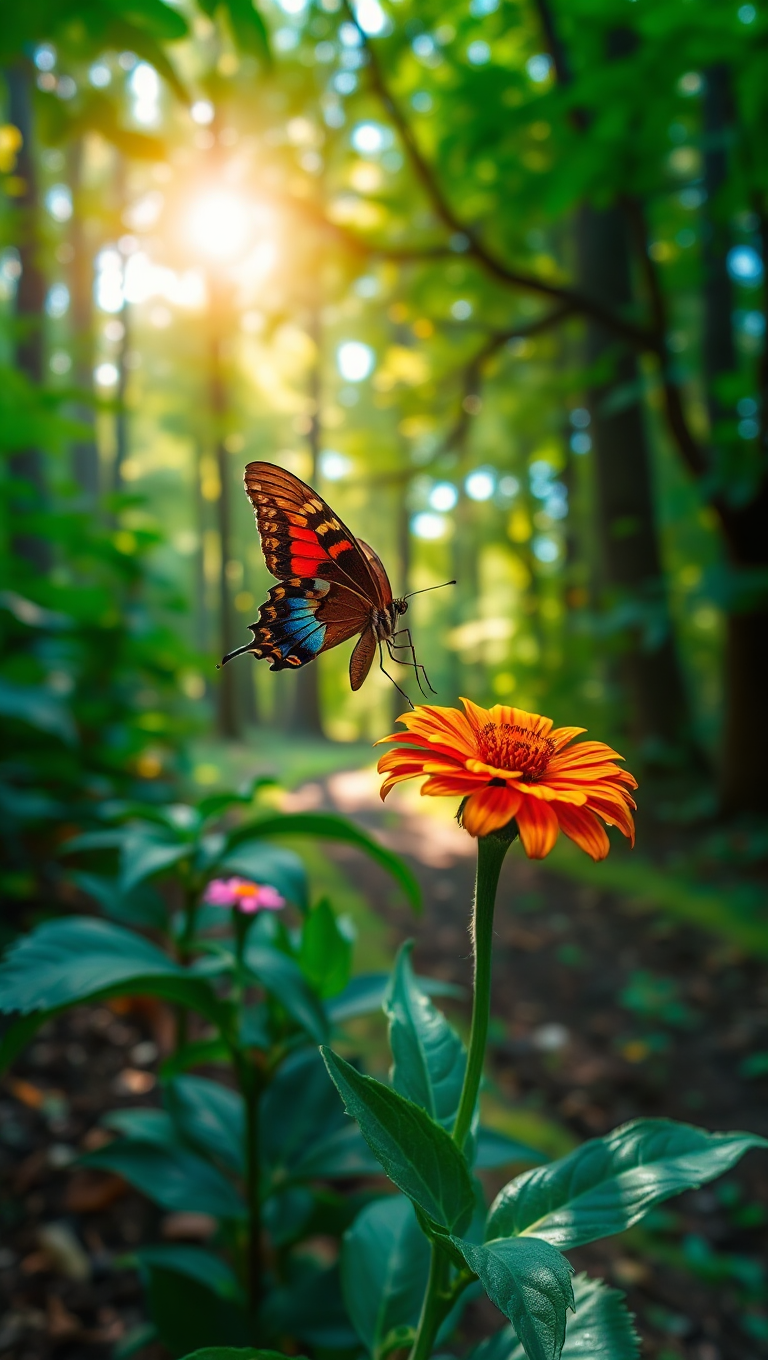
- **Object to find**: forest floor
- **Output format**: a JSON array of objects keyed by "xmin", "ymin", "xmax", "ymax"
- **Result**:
[{"xmin": 1, "ymin": 758, "xmax": 767, "ymax": 1360}]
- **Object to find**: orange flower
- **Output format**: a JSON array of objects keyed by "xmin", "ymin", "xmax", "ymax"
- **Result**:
[{"xmin": 376, "ymin": 699, "xmax": 637, "ymax": 860}]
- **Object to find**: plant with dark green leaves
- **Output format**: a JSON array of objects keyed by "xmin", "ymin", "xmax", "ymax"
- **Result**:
[{"xmin": 0, "ymin": 788, "xmax": 429, "ymax": 1357}]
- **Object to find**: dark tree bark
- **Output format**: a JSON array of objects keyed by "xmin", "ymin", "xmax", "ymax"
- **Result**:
[
  {"xmin": 6, "ymin": 63, "xmax": 50, "ymax": 571},
  {"xmin": 701, "ymin": 66, "xmax": 768, "ymax": 812},
  {"xmin": 577, "ymin": 204, "xmax": 696, "ymax": 759}
]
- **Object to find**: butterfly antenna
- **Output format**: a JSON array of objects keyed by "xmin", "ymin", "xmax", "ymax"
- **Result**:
[
  {"xmin": 217, "ymin": 640, "xmax": 254, "ymax": 669},
  {"xmin": 403, "ymin": 579, "xmax": 457, "ymax": 600}
]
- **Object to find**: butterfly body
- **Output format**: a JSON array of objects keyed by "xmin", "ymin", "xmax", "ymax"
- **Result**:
[{"xmin": 221, "ymin": 462, "xmax": 424, "ymax": 696}]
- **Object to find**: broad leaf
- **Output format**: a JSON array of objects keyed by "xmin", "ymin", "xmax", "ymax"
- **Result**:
[
  {"xmin": 326, "ymin": 971, "xmax": 461, "ymax": 1025},
  {"xmin": 104, "ymin": 1108, "xmax": 175, "ymax": 1146},
  {"xmin": 83, "ymin": 1139, "xmax": 246, "ymax": 1220},
  {"xmin": 227, "ymin": 811, "xmax": 421, "ymax": 912},
  {"xmin": 262, "ymin": 1047, "xmax": 351, "ymax": 1184},
  {"xmin": 468, "ymin": 1273, "xmax": 639, "ymax": 1360},
  {"xmin": 134, "ymin": 1246, "xmax": 243, "ymax": 1301},
  {"xmin": 341, "ymin": 1194, "xmax": 430, "ymax": 1355},
  {"xmin": 245, "ymin": 942, "xmax": 328, "ymax": 1043},
  {"xmin": 69, "ymin": 870, "xmax": 167, "ymax": 930},
  {"xmin": 0, "ymin": 677, "xmax": 76, "ymax": 744},
  {"xmin": 485, "ymin": 1119, "xmax": 768, "ymax": 1250},
  {"xmin": 452, "ymin": 1237, "xmax": 574, "ymax": 1360},
  {"xmin": 322, "ymin": 1047, "xmax": 475, "ymax": 1234},
  {"xmin": 288, "ymin": 1119, "xmax": 381, "ymax": 1181},
  {"xmin": 223, "ymin": 0, "xmax": 271, "ymax": 62},
  {"xmin": 120, "ymin": 834, "xmax": 189, "ymax": 894},
  {"xmin": 178, "ymin": 1353, "xmax": 307, "ymax": 1360},
  {"xmin": 299, "ymin": 897, "xmax": 353, "ymax": 998},
  {"xmin": 165, "ymin": 1075, "xmax": 245, "ymax": 1174},
  {"xmin": 385, "ymin": 940, "xmax": 466, "ymax": 1128},
  {"xmin": 141, "ymin": 1263, "xmax": 249, "ymax": 1355},
  {"xmin": 475, "ymin": 1128, "xmax": 547, "ymax": 1170},
  {"xmin": 217, "ymin": 841, "xmax": 308, "ymax": 909},
  {"xmin": 0, "ymin": 918, "xmax": 222, "ymax": 1025}
]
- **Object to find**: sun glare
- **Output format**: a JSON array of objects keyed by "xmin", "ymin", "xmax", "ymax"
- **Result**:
[{"xmin": 186, "ymin": 190, "xmax": 252, "ymax": 262}]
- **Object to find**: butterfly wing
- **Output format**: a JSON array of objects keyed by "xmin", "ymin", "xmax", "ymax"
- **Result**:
[
  {"xmin": 243, "ymin": 462, "xmax": 387, "ymax": 608},
  {"xmin": 358, "ymin": 539, "xmax": 395, "ymax": 607},
  {"xmin": 233, "ymin": 576, "xmax": 371, "ymax": 672}
]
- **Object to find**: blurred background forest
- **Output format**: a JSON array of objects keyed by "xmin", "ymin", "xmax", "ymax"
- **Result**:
[{"xmin": 3, "ymin": 0, "xmax": 768, "ymax": 881}]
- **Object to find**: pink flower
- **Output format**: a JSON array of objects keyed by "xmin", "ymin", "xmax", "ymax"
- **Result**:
[{"xmin": 203, "ymin": 876, "xmax": 286, "ymax": 914}]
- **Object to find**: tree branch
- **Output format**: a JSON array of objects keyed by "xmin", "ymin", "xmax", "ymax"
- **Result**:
[{"xmin": 342, "ymin": 1, "xmax": 654, "ymax": 351}]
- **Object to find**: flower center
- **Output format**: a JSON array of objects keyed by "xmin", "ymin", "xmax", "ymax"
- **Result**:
[{"xmin": 478, "ymin": 722, "xmax": 555, "ymax": 781}]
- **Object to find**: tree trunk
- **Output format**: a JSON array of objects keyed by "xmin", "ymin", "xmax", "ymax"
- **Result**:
[
  {"xmin": 577, "ymin": 203, "xmax": 696, "ymax": 761},
  {"xmin": 68, "ymin": 139, "xmax": 99, "ymax": 502},
  {"xmin": 699, "ymin": 65, "xmax": 768, "ymax": 812},
  {"xmin": 6, "ymin": 62, "xmax": 50, "ymax": 571}
]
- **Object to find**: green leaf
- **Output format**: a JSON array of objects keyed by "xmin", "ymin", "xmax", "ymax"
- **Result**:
[
  {"xmin": 452, "ymin": 1236, "xmax": 574, "ymax": 1360},
  {"xmin": 134, "ymin": 1245, "xmax": 243, "ymax": 1301},
  {"xmin": 326, "ymin": 972, "xmax": 462, "ymax": 1025},
  {"xmin": 69, "ymin": 871, "xmax": 167, "ymax": 930},
  {"xmin": 196, "ymin": 776, "xmax": 276, "ymax": 823},
  {"xmin": 165, "ymin": 1075, "xmax": 245, "ymax": 1174},
  {"xmin": 0, "ymin": 918, "xmax": 211, "ymax": 1016},
  {"xmin": 321, "ymin": 1046, "xmax": 475, "ymax": 1234},
  {"xmin": 222, "ymin": 0, "xmax": 271, "ymax": 61},
  {"xmin": 218, "ymin": 841, "xmax": 308, "ymax": 910},
  {"xmin": 385, "ymin": 941, "xmax": 466, "ymax": 1129},
  {"xmin": 141, "ymin": 1264, "xmax": 250, "ymax": 1355},
  {"xmin": 83, "ymin": 1139, "xmax": 246, "ymax": 1219},
  {"xmin": 262, "ymin": 1047, "xmax": 371, "ymax": 1185},
  {"xmin": 178, "ymin": 1353, "xmax": 307, "ymax": 1360},
  {"xmin": 120, "ymin": 834, "xmax": 189, "ymax": 894},
  {"xmin": 227, "ymin": 812, "xmax": 421, "ymax": 912},
  {"xmin": 475, "ymin": 1128, "xmax": 547, "ymax": 1170},
  {"xmin": 485, "ymin": 1119, "xmax": 768, "ymax": 1250},
  {"xmin": 341, "ymin": 1194, "xmax": 430, "ymax": 1356},
  {"xmin": 104, "ymin": 1108, "xmax": 176, "ymax": 1146},
  {"xmin": 299, "ymin": 898, "xmax": 353, "ymax": 998},
  {"xmin": 468, "ymin": 1274, "xmax": 639, "ymax": 1360},
  {"xmin": 245, "ymin": 942, "xmax": 328, "ymax": 1043},
  {"xmin": 0, "ymin": 677, "xmax": 76, "ymax": 744}
]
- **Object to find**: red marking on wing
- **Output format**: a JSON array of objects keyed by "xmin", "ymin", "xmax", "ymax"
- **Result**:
[{"xmin": 328, "ymin": 539, "xmax": 353, "ymax": 559}]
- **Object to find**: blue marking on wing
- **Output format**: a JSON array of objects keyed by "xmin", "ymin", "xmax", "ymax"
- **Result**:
[{"xmin": 278, "ymin": 611, "xmax": 327, "ymax": 657}]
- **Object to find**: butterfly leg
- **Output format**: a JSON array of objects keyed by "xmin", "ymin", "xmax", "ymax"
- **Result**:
[
  {"xmin": 378, "ymin": 643, "xmax": 415, "ymax": 709},
  {"xmin": 388, "ymin": 628, "xmax": 436, "ymax": 697}
]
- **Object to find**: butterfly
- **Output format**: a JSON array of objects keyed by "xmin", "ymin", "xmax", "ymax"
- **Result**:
[{"xmin": 220, "ymin": 462, "xmax": 451, "ymax": 701}]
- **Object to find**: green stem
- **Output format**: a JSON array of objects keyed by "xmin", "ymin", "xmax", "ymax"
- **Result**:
[
  {"xmin": 238, "ymin": 1056, "xmax": 263, "ymax": 1321},
  {"xmin": 452, "ymin": 832, "xmax": 510, "ymax": 1150},
  {"xmin": 408, "ymin": 830, "xmax": 512, "ymax": 1360},
  {"xmin": 409, "ymin": 1245, "xmax": 448, "ymax": 1360}
]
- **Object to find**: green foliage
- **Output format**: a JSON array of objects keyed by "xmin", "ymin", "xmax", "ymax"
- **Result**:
[
  {"xmin": 385, "ymin": 940, "xmax": 467, "ymax": 1130},
  {"xmin": 451, "ymin": 1237, "xmax": 574, "ymax": 1360},
  {"xmin": 341, "ymin": 1194, "xmax": 430, "ymax": 1357},
  {"xmin": 468, "ymin": 1274, "xmax": 640, "ymax": 1360},
  {"xmin": 299, "ymin": 896, "xmax": 353, "ymax": 998},
  {"xmin": 322, "ymin": 1046, "xmax": 476, "ymax": 1236},
  {"xmin": 485, "ymin": 1120, "xmax": 768, "ymax": 1250}
]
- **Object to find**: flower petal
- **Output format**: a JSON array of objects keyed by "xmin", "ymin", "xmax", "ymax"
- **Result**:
[
  {"xmin": 461, "ymin": 785, "xmax": 522, "ymax": 837},
  {"xmin": 555, "ymin": 804, "xmax": 611, "ymax": 861},
  {"xmin": 515, "ymin": 797, "xmax": 560, "ymax": 859}
]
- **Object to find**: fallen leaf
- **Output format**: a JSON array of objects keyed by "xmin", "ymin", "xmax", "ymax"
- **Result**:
[
  {"xmin": 46, "ymin": 1295, "xmax": 81, "ymax": 1339},
  {"xmin": 161, "ymin": 1212, "xmax": 217, "ymax": 1241},
  {"xmin": 64, "ymin": 1170, "xmax": 128, "ymax": 1213},
  {"xmin": 38, "ymin": 1222, "xmax": 91, "ymax": 1281}
]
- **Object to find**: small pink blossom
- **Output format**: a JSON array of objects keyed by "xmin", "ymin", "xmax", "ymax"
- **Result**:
[{"xmin": 204, "ymin": 876, "xmax": 286, "ymax": 914}]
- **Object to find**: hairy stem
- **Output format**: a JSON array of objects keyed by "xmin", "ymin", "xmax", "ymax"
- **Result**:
[
  {"xmin": 409, "ymin": 831, "xmax": 512, "ymax": 1359},
  {"xmin": 452, "ymin": 833, "xmax": 510, "ymax": 1149}
]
